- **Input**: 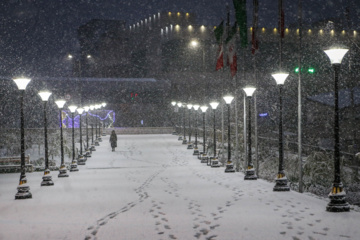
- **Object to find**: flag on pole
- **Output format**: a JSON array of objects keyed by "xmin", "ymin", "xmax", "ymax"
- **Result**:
[
  {"xmin": 226, "ymin": 22, "xmax": 237, "ymax": 77},
  {"xmin": 215, "ymin": 21, "xmax": 224, "ymax": 71},
  {"xmin": 233, "ymin": 0, "xmax": 247, "ymax": 48},
  {"xmin": 252, "ymin": 0, "xmax": 259, "ymax": 54}
]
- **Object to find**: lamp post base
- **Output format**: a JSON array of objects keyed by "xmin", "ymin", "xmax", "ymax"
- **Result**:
[
  {"xmin": 172, "ymin": 131, "xmax": 177, "ymax": 135},
  {"xmin": 77, "ymin": 155, "xmax": 87, "ymax": 165},
  {"xmin": 244, "ymin": 168, "xmax": 258, "ymax": 180},
  {"xmin": 326, "ymin": 184, "xmax": 350, "ymax": 212},
  {"xmin": 15, "ymin": 184, "xmax": 32, "ymax": 199},
  {"xmin": 211, "ymin": 158, "xmax": 221, "ymax": 168},
  {"xmin": 200, "ymin": 154, "xmax": 208, "ymax": 163},
  {"xmin": 187, "ymin": 143, "xmax": 193, "ymax": 149},
  {"xmin": 58, "ymin": 165, "xmax": 69, "ymax": 177},
  {"xmin": 41, "ymin": 169, "xmax": 54, "ymax": 186},
  {"xmin": 85, "ymin": 149, "xmax": 91, "ymax": 158},
  {"xmin": 225, "ymin": 163, "xmax": 235, "ymax": 173},
  {"xmin": 98, "ymin": 137, "xmax": 102, "ymax": 142},
  {"xmin": 273, "ymin": 175, "xmax": 290, "ymax": 191},
  {"xmin": 95, "ymin": 140, "xmax": 100, "ymax": 146},
  {"xmin": 182, "ymin": 138, "xmax": 187, "ymax": 145},
  {"xmin": 90, "ymin": 145, "xmax": 96, "ymax": 151},
  {"xmin": 193, "ymin": 148, "xmax": 199, "ymax": 155},
  {"xmin": 178, "ymin": 136, "xmax": 183, "ymax": 141},
  {"xmin": 70, "ymin": 161, "xmax": 79, "ymax": 172}
]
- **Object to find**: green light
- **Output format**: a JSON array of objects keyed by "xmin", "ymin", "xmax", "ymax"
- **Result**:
[
  {"xmin": 308, "ymin": 67, "xmax": 315, "ymax": 73},
  {"xmin": 295, "ymin": 67, "xmax": 299, "ymax": 73}
]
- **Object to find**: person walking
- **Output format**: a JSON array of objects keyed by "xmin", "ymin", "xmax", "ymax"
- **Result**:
[{"xmin": 110, "ymin": 130, "xmax": 117, "ymax": 152}]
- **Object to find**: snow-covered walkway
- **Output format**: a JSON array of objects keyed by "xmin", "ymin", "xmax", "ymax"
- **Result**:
[{"xmin": 0, "ymin": 134, "xmax": 359, "ymax": 240}]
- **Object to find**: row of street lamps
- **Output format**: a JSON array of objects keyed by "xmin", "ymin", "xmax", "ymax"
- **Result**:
[
  {"xmin": 171, "ymin": 47, "xmax": 350, "ymax": 212},
  {"xmin": 12, "ymin": 77, "xmax": 106, "ymax": 199}
]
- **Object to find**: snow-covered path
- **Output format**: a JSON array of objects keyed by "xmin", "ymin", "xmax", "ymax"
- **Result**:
[{"xmin": 0, "ymin": 134, "xmax": 359, "ymax": 240}]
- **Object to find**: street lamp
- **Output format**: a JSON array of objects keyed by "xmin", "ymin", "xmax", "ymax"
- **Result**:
[
  {"xmin": 171, "ymin": 101, "xmax": 177, "ymax": 135},
  {"xmin": 84, "ymin": 106, "xmax": 91, "ymax": 158},
  {"xmin": 272, "ymin": 72, "xmax": 290, "ymax": 191},
  {"xmin": 223, "ymin": 96, "xmax": 235, "ymax": 173},
  {"xmin": 39, "ymin": 91, "xmax": 55, "ymax": 185},
  {"xmin": 181, "ymin": 103, "xmax": 187, "ymax": 145},
  {"xmin": 177, "ymin": 102, "xmax": 183, "ymax": 141},
  {"xmin": 68, "ymin": 105, "xmax": 79, "ymax": 172},
  {"xmin": 97, "ymin": 104, "xmax": 102, "ymax": 142},
  {"xmin": 77, "ymin": 107, "xmax": 86, "ymax": 165},
  {"xmin": 209, "ymin": 101, "xmax": 219, "ymax": 166},
  {"xmin": 187, "ymin": 104, "xmax": 193, "ymax": 149},
  {"xmin": 101, "ymin": 102, "xmax": 107, "ymax": 136},
  {"xmin": 13, "ymin": 77, "xmax": 32, "ymax": 199},
  {"xmin": 193, "ymin": 104, "xmax": 200, "ymax": 155},
  {"xmin": 200, "ymin": 105, "xmax": 208, "ymax": 163},
  {"xmin": 94, "ymin": 105, "xmax": 100, "ymax": 146},
  {"xmin": 324, "ymin": 47, "xmax": 350, "ymax": 212},
  {"xmin": 89, "ymin": 105, "xmax": 96, "ymax": 151},
  {"xmin": 243, "ymin": 87, "xmax": 258, "ymax": 180},
  {"xmin": 55, "ymin": 99, "xmax": 69, "ymax": 178}
]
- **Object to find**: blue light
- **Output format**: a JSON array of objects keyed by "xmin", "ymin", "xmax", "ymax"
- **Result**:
[{"xmin": 259, "ymin": 113, "xmax": 268, "ymax": 117}]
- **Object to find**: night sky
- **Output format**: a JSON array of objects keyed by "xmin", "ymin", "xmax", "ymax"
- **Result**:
[{"xmin": 0, "ymin": 0, "xmax": 357, "ymax": 77}]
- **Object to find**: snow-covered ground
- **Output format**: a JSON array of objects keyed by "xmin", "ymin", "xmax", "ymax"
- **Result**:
[{"xmin": 0, "ymin": 134, "xmax": 359, "ymax": 240}]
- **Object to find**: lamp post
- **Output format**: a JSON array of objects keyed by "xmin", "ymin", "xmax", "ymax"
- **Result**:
[
  {"xmin": 177, "ymin": 102, "xmax": 183, "ymax": 141},
  {"xmin": 223, "ymin": 96, "xmax": 235, "ymax": 173},
  {"xmin": 39, "ymin": 91, "xmax": 55, "ymax": 185},
  {"xmin": 209, "ymin": 101, "xmax": 219, "ymax": 166},
  {"xmin": 90, "ymin": 105, "xmax": 96, "ymax": 151},
  {"xmin": 187, "ymin": 104, "xmax": 193, "ymax": 149},
  {"xmin": 101, "ymin": 102, "xmax": 107, "ymax": 136},
  {"xmin": 94, "ymin": 105, "xmax": 100, "ymax": 146},
  {"xmin": 171, "ymin": 101, "xmax": 177, "ymax": 135},
  {"xmin": 193, "ymin": 104, "xmax": 200, "ymax": 155},
  {"xmin": 243, "ymin": 87, "xmax": 258, "ymax": 180},
  {"xmin": 181, "ymin": 103, "xmax": 187, "ymax": 145},
  {"xmin": 13, "ymin": 78, "xmax": 32, "ymax": 199},
  {"xmin": 324, "ymin": 47, "xmax": 350, "ymax": 212},
  {"xmin": 55, "ymin": 99, "xmax": 69, "ymax": 178},
  {"xmin": 77, "ymin": 107, "xmax": 86, "ymax": 165},
  {"xmin": 68, "ymin": 105, "xmax": 79, "ymax": 172},
  {"xmin": 96, "ymin": 104, "xmax": 102, "ymax": 142},
  {"xmin": 84, "ymin": 106, "xmax": 91, "ymax": 158},
  {"xmin": 200, "ymin": 105, "xmax": 208, "ymax": 163},
  {"xmin": 272, "ymin": 73, "xmax": 290, "ymax": 191}
]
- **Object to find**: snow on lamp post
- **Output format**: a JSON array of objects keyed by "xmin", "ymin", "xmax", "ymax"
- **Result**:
[
  {"xmin": 83, "ymin": 106, "xmax": 91, "ymax": 158},
  {"xmin": 223, "ymin": 96, "xmax": 235, "ymax": 173},
  {"xmin": 209, "ymin": 101, "xmax": 219, "ymax": 166},
  {"xmin": 200, "ymin": 105, "xmax": 208, "ymax": 163},
  {"xmin": 77, "ymin": 107, "xmax": 86, "ymax": 165},
  {"xmin": 243, "ymin": 87, "xmax": 258, "ymax": 180},
  {"xmin": 192, "ymin": 104, "xmax": 200, "ymax": 155},
  {"xmin": 89, "ymin": 105, "xmax": 96, "ymax": 151},
  {"xmin": 171, "ymin": 101, "xmax": 177, "ymax": 135},
  {"xmin": 324, "ymin": 47, "xmax": 350, "ymax": 212},
  {"xmin": 55, "ymin": 99, "xmax": 69, "ymax": 178},
  {"xmin": 271, "ymin": 72, "xmax": 290, "ymax": 191},
  {"xmin": 13, "ymin": 78, "xmax": 32, "ymax": 199},
  {"xmin": 187, "ymin": 104, "xmax": 193, "ymax": 149},
  {"xmin": 177, "ymin": 102, "xmax": 183, "ymax": 141},
  {"xmin": 39, "ymin": 91, "xmax": 56, "ymax": 185},
  {"xmin": 68, "ymin": 105, "xmax": 79, "ymax": 172}
]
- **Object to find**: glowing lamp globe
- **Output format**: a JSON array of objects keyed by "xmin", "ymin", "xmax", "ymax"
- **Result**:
[
  {"xmin": 84, "ymin": 106, "xmax": 90, "ymax": 112},
  {"xmin": 177, "ymin": 102, "xmax": 182, "ymax": 107},
  {"xmin": 324, "ymin": 48, "xmax": 349, "ymax": 65},
  {"xmin": 223, "ymin": 95, "xmax": 234, "ymax": 104},
  {"xmin": 210, "ymin": 102, "xmax": 219, "ymax": 110},
  {"xmin": 272, "ymin": 73, "xmax": 289, "ymax": 85},
  {"xmin": 68, "ymin": 105, "xmax": 77, "ymax": 113},
  {"xmin": 171, "ymin": 101, "xmax": 176, "ymax": 106},
  {"xmin": 200, "ymin": 106, "xmax": 208, "ymax": 113},
  {"xmin": 193, "ymin": 104, "xmax": 200, "ymax": 110},
  {"xmin": 55, "ymin": 100, "xmax": 66, "ymax": 109},
  {"xmin": 77, "ymin": 108, "xmax": 84, "ymax": 114},
  {"xmin": 13, "ymin": 78, "xmax": 31, "ymax": 90},
  {"xmin": 243, "ymin": 87, "xmax": 257, "ymax": 97},
  {"xmin": 187, "ymin": 104, "xmax": 193, "ymax": 109},
  {"xmin": 38, "ymin": 90, "xmax": 52, "ymax": 102}
]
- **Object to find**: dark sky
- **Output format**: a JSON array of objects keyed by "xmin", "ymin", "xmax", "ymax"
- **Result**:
[{"xmin": 0, "ymin": 0, "xmax": 357, "ymax": 77}]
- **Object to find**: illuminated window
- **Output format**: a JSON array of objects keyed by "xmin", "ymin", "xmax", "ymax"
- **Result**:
[{"xmin": 168, "ymin": 12, "xmax": 171, "ymax": 16}]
